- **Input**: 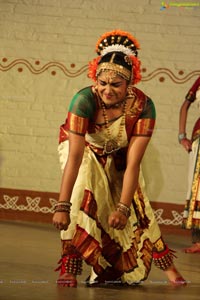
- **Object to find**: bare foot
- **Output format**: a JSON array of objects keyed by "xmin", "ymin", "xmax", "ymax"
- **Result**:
[
  {"xmin": 164, "ymin": 264, "xmax": 187, "ymax": 286},
  {"xmin": 57, "ymin": 273, "xmax": 77, "ymax": 287},
  {"xmin": 184, "ymin": 243, "xmax": 200, "ymax": 253}
]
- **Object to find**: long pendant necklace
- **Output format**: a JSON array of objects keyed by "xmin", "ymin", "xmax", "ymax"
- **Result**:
[{"xmin": 101, "ymin": 98, "xmax": 127, "ymax": 155}]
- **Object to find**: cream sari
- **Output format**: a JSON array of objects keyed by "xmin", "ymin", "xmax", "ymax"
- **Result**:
[
  {"xmin": 58, "ymin": 116, "xmax": 163, "ymax": 284},
  {"xmin": 182, "ymin": 89, "xmax": 200, "ymax": 233}
]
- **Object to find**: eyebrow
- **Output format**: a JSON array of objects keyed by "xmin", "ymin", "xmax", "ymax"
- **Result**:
[{"xmin": 99, "ymin": 79, "xmax": 123, "ymax": 84}]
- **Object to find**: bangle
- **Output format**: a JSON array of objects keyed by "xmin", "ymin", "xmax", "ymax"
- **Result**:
[
  {"xmin": 178, "ymin": 133, "xmax": 186, "ymax": 144},
  {"xmin": 116, "ymin": 202, "xmax": 131, "ymax": 218},
  {"xmin": 54, "ymin": 201, "xmax": 72, "ymax": 213},
  {"xmin": 55, "ymin": 201, "xmax": 72, "ymax": 207},
  {"xmin": 54, "ymin": 207, "xmax": 70, "ymax": 213}
]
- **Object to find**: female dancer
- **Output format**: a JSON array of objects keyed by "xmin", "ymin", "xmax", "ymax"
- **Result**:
[
  {"xmin": 179, "ymin": 76, "xmax": 200, "ymax": 253},
  {"xmin": 53, "ymin": 30, "xmax": 186, "ymax": 287}
]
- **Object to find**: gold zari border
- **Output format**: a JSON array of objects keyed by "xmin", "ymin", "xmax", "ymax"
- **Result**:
[
  {"xmin": 132, "ymin": 118, "xmax": 155, "ymax": 136},
  {"xmin": 68, "ymin": 113, "xmax": 88, "ymax": 136}
]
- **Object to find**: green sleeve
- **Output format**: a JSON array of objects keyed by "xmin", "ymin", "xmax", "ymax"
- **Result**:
[
  {"xmin": 68, "ymin": 86, "xmax": 96, "ymax": 119},
  {"xmin": 140, "ymin": 97, "xmax": 156, "ymax": 120}
]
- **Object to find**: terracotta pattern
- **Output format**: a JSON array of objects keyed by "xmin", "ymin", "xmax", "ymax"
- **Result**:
[{"xmin": 1, "ymin": 58, "xmax": 200, "ymax": 83}]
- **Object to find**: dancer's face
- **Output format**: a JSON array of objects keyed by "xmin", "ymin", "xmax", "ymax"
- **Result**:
[{"xmin": 97, "ymin": 71, "xmax": 128, "ymax": 105}]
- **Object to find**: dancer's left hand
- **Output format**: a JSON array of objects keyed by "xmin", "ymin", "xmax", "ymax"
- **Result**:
[{"xmin": 108, "ymin": 211, "xmax": 127, "ymax": 230}]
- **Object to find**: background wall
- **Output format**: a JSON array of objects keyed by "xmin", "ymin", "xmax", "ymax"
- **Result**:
[{"xmin": 0, "ymin": 0, "xmax": 200, "ymax": 213}]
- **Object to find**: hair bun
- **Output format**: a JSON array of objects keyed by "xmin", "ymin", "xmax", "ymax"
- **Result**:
[{"xmin": 95, "ymin": 29, "xmax": 140, "ymax": 57}]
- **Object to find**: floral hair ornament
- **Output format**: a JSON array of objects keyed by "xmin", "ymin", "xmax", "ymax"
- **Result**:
[{"xmin": 88, "ymin": 29, "xmax": 141, "ymax": 85}]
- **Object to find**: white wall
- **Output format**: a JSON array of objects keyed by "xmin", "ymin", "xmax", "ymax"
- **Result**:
[{"xmin": 0, "ymin": 0, "xmax": 200, "ymax": 204}]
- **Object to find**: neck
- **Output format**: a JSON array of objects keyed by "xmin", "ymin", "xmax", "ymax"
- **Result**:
[{"xmin": 101, "ymin": 99, "xmax": 125, "ymax": 109}]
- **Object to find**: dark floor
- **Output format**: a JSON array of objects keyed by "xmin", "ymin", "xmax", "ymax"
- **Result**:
[{"xmin": 0, "ymin": 220, "xmax": 199, "ymax": 300}]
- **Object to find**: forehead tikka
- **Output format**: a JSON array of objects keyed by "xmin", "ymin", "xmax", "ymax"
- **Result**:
[
  {"xmin": 96, "ymin": 62, "xmax": 131, "ymax": 81},
  {"xmin": 99, "ymin": 70, "xmax": 119, "ymax": 82}
]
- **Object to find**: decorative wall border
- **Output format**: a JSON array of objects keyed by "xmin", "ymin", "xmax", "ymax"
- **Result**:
[
  {"xmin": 0, "ymin": 188, "xmax": 186, "ymax": 235},
  {"xmin": 1, "ymin": 57, "xmax": 200, "ymax": 83},
  {"xmin": 0, "ymin": 188, "xmax": 58, "ymax": 223}
]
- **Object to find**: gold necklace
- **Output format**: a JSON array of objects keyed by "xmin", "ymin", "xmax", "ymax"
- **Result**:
[{"xmin": 100, "ymin": 98, "xmax": 127, "ymax": 154}]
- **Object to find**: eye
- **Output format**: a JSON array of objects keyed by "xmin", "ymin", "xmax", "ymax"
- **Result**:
[
  {"xmin": 111, "ymin": 82, "xmax": 122, "ymax": 87},
  {"xmin": 99, "ymin": 80, "xmax": 106, "ymax": 86}
]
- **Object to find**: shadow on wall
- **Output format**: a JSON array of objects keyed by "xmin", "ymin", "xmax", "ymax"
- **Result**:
[{"xmin": 141, "ymin": 142, "xmax": 164, "ymax": 202}]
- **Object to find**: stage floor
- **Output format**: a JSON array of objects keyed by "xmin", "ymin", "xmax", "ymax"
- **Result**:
[{"xmin": 0, "ymin": 220, "xmax": 199, "ymax": 300}]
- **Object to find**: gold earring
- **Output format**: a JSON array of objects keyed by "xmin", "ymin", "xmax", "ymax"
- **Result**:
[{"xmin": 127, "ymin": 85, "xmax": 134, "ymax": 97}]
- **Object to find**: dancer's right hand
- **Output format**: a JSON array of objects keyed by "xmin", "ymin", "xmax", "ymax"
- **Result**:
[
  {"xmin": 52, "ymin": 212, "xmax": 70, "ymax": 231},
  {"xmin": 180, "ymin": 138, "xmax": 192, "ymax": 153}
]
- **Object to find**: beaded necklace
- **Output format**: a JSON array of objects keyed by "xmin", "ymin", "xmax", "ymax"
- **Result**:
[{"xmin": 100, "ymin": 98, "xmax": 127, "ymax": 154}]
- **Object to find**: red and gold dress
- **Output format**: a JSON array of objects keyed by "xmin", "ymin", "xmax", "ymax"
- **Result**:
[
  {"xmin": 57, "ymin": 85, "xmax": 173, "ymax": 285},
  {"xmin": 182, "ymin": 77, "xmax": 200, "ymax": 243}
]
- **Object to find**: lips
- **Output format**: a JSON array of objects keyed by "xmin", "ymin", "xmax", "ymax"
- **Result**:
[{"xmin": 105, "ymin": 94, "xmax": 113, "ymax": 99}]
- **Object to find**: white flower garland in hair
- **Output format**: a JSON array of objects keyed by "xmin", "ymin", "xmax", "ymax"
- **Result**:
[{"xmin": 101, "ymin": 44, "xmax": 136, "ymax": 57}]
